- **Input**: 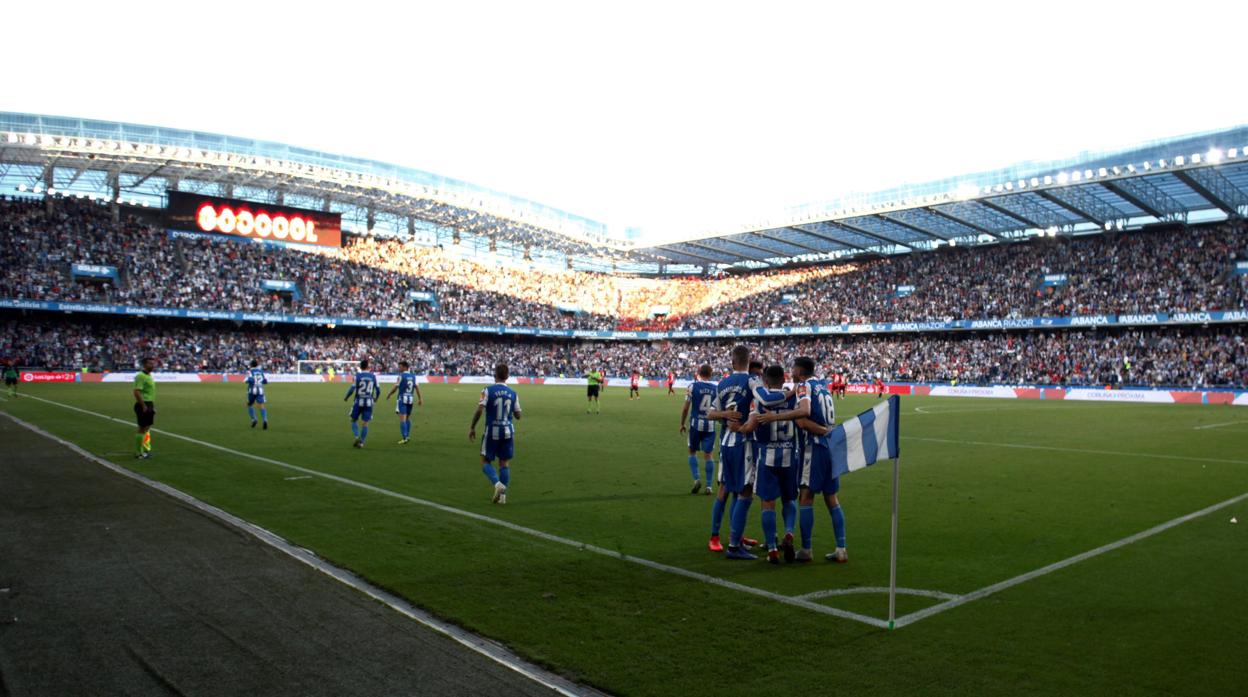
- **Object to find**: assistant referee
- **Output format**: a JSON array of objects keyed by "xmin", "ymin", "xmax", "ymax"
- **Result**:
[{"xmin": 133, "ymin": 356, "xmax": 157, "ymax": 459}]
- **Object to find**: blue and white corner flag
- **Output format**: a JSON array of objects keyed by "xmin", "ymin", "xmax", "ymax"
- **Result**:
[{"xmin": 830, "ymin": 395, "xmax": 900, "ymax": 478}]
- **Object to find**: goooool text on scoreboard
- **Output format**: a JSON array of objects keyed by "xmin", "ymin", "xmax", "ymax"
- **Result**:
[{"xmin": 165, "ymin": 191, "xmax": 343, "ymax": 247}]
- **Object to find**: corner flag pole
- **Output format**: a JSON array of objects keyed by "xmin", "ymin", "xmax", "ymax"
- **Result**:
[{"xmin": 887, "ymin": 455, "xmax": 900, "ymax": 629}]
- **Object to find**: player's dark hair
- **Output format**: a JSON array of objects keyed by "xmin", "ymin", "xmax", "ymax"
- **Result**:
[
  {"xmin": 250, "ymin": 360, "xmax": 258, "ymax": 368},
  {"xmin": 748, "ymin": 360, "xmax": 764, "ymax": 373},
  {"xmin": 793, "ymin": 356, "xmax": 815, "ymax": 379},
  {"xmin": 495, "ymin": 363, "xmax": 509, "ymax": 382},
  {"xmin": 697, "ymin": 364, "xmax": 712, "ymax": 378},
  {"xmin": 359, "ymin": 359, "xmax": 369, "ymax": 369},
  {"xmin": 730, "ymin": 345, "xmax": 750, "ymax": 369},
  {"xmin": 399, "ymin": 360, "xmax": 409, "ymax": 369},
  {"xmin": 764, "ymin": 364, "xmax": 785, "ymax": 385}
]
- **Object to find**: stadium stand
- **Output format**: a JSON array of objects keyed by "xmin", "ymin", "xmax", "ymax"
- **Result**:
[
  {"xmin": 3, "ymin": 316, "xmax": 1244, "ymax": 388},
  {"xmin": 2, "ymin": 198, "xmax": 1245, "ymax": 331}
]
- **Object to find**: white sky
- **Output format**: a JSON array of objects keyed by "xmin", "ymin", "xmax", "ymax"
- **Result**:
[{"xmin": 4, "ymin": 0, "xmax": 1247, "ymax": 242}]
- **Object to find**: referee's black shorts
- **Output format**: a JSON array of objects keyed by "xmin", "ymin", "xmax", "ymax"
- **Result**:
[
  {"xmin": 587, "ymin": 385, "xmax": 600, "ymax": 398},
  {"xmin": 134, "ymin": 401, "xmax": 156, "ymax": 429}
]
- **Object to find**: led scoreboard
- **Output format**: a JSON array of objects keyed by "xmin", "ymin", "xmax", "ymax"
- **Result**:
[{"xmin": 165, "ymin": 191, "xmax": 342, "ymax": 247}]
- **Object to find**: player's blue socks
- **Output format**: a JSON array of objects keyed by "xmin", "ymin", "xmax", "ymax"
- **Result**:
[
  {"xmin": 710, "ymin": 496, "xmax": 727, "ymax": 536},
  {"xmin": 499, "ymin": 466, "xmax": 510, "ymax": 487},
  {"xmin": 351, "ymin": 421, "xmax": 360, "ymax": 438},
  {"xmin": 830, "ymin": 504, "xmax": 846, "ymax": 548},
  {"xmin": 482, "ymin": 463, "xmax": 500, "ymax": 485},
  {"xmin": 687, "ymin": 455, "xmax": 699, "ymax": 481},
  {"xmin": 704, "ymin": 459, "xmax": 714, "ymax": 484},
  {"xmin": 400, "ymin": 420, "xmax": 410, "ymax": 439},
  {"xmin": 761, "ymin": 509, "xmax": 777, "ymax": 550},
  {"xmin": 260, "ymin": 407, "xmax": 267, "ymax": 422},
  {"xmin": 729, "ymin": 496, "xmax": 753, "ymax": 547},
  {"xmin": 799, "ymin": 504, "xmax": 815, "ymax": 549},
  {"xmin": 359, "ymin": 426, "xmax": 369, "ymax": 443},
  {"xmin": 247, "ymin": 406, "xmax": 256, "ymax": 421},
  {"xmin": 782, "ymin": 500, "xmax": 797, "ymax": 535}
]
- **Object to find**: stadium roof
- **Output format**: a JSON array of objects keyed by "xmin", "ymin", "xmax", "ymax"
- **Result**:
[
  {"xmin": 0, "ymin": 112, "xmax": 651, "ymax": 273},
  {"xmin": 3, "ymin": 111, "xmax": 1248, "ymax": 273},
  {"xmin": 639, "ymin": 125, "xmax": 1248, "ymax": 268}
]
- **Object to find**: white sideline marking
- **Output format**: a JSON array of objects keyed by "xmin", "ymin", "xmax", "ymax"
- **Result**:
[
  {"xmin": 908, "ymin": 436, "xmax": 1248, "ymax": 466},
  {"xmin": 283, "ymin": 475, "xmax": 313, "ymax": 481},
  {"xmin": 797, "ymin": 587, "xmax": 962, "ymax": 602},
  {"xmin": 913, "ymin": 406, "xmax": 1005, "ymax": 416},
  {"xmin": 1193, "ymin": 421, "xmax": 1248, "ymax": 431},
  {"xmin": 891, "ymin": 489, "xmax": 1248, "ymax": 628},
  {"xmin": 10, "ymin": 394, "xmax": 890, "ymax": 629},
  {"xmin": 0, "ymin": 411, "xmax": 600, "ymax": 697}
]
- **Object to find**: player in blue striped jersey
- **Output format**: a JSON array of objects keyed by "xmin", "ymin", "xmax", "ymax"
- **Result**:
[
  {"xmin": 679, "ymin": 364, "xmax": 718, "ymax": 495},
  {"xmin": 385, "ymin": 361, "xmax": 423, "ymax": 444},
  {"xmin": 705, "ymin": 346, "xmax": 788, "ymax": 559},
  {"xmin": 343, "ymin": 359, "xmax": 381, "ymax": 448},
  {"xmin": 756, "ymin": 356, "xmax": 847, "ymax": 563},
  {"xmin": 735, "ymin": 365, "xmax": 801, "ymax": 564},
  {"xmin": 245, "ymin": 360, "xmax": 269, "ymax": 429},
  {"xmin": 469, "ymin": 363, "xmax": 522, "ymax": 504}
]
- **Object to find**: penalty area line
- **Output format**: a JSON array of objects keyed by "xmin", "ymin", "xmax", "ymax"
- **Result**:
[
  {"xmin": 0, "ymin": 409, "xmax": 602, "ymax": 697},
  {"xmin": 11, "ymin": 393, "xmax": 891, "ymax": 630}
]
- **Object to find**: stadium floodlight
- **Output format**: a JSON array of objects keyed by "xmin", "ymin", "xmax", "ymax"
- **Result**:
[
  {"xmin": 5, "ymin": 132, "xmax": 15, "ymax": 144},
  {"xmin": 1126, "ymin": 164, "xmax": 1136, "ymax": 173},
  {"xmin": 46, "ymin": 188, "xmax": 56, "ymax": 196},
  {"xmin": 1143, "ymin": 161, "xmax": 1152, "ymax": 171},
  {"xmin": 1204, "ymin": 148, "xmax": 1223, "ymax": 163},
  {"xmin": 1104, "ymin": 222, "xmax": 1113, "ymax": 230},
  {"xmin": 1098, "ymin": 168, "xmax": 1108, "ymax": 177},
  {"xmin": 16, "ymin": 184, "xmax": 26, "ymax": 192},
  {"xmin": 1228, "ymin": 148, "xmax": 1239, "ymax": 159},
  {"xmin": 1175, "ymin": 156, "xmax": 1186, "ymax": 166},
  {"xmin": 1057, "ymin": 172, "xmax": 1069, "ymax": 184},
  {"xmin": 1191, "ymin": 153, "xmax": 1202, "ymax": 164},
  {"xmin": 31, "ymin": 185, "xmax": 42, "ymax": 194},
  {"xmin": 1030, "ymin": 177, "xmax": 1040, "ymax": 187}
]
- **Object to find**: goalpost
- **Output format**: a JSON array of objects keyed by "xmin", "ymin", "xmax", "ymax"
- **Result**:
[{"xmin": 296, "ymin": 359, "xmax": 360, "ymax": 377}]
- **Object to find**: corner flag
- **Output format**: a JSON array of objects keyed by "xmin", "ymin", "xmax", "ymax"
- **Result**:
[
  {"xmin": 829, "ymin": 395, "xmax": 900, "ymax": 477},
  {"xmin": 828, "ymin": 395, "xmax": 904, "ymax": 628}
]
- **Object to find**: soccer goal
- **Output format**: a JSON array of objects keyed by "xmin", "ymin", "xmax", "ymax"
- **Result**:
[{"xmin": 296, "ymin": 359, "xmax": 359, "ymax": 377}]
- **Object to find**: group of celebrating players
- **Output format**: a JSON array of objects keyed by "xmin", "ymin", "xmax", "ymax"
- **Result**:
[{"xmin": 682, "ymin": 346, "xmax": 855, "ymax": 565}]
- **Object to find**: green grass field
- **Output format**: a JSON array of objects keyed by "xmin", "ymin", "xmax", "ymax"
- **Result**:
[{"xmin": 3, "ymin": 382, "xmax": 1247, "ymax": 696}]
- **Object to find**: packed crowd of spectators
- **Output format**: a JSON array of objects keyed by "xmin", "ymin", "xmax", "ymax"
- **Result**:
[
  {"xmin": 4, "ymin": 316, "xmax": 1244, "ymax": 388},
  {"xmin": 658, "ymin": 224, "xmax": 1248, "ymax": 329},
  {"xmin": 5, "ymin": 197, "xmax": 1244, "ymax": 332}
]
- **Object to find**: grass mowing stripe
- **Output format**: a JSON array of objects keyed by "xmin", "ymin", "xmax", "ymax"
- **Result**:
[
  {"xmin": 892, "ymin": 488, "xmax": 1248, "ymax": 628},
  {"xmin": 907, "ymin": 436, "xmax": 1248, "ymax": 465},
  {"xmin": 0, "ymin": 410, "xmax": 597, "ymax": 697},
  {"xmin": 15, "ymin": 393, "xmax": 891, "ymax": 630}
]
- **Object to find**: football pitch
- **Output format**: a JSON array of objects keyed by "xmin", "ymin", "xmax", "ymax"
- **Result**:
[{"xmin": 3, "ymin": 383, "xmax": 1246, "ymax": 696}]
